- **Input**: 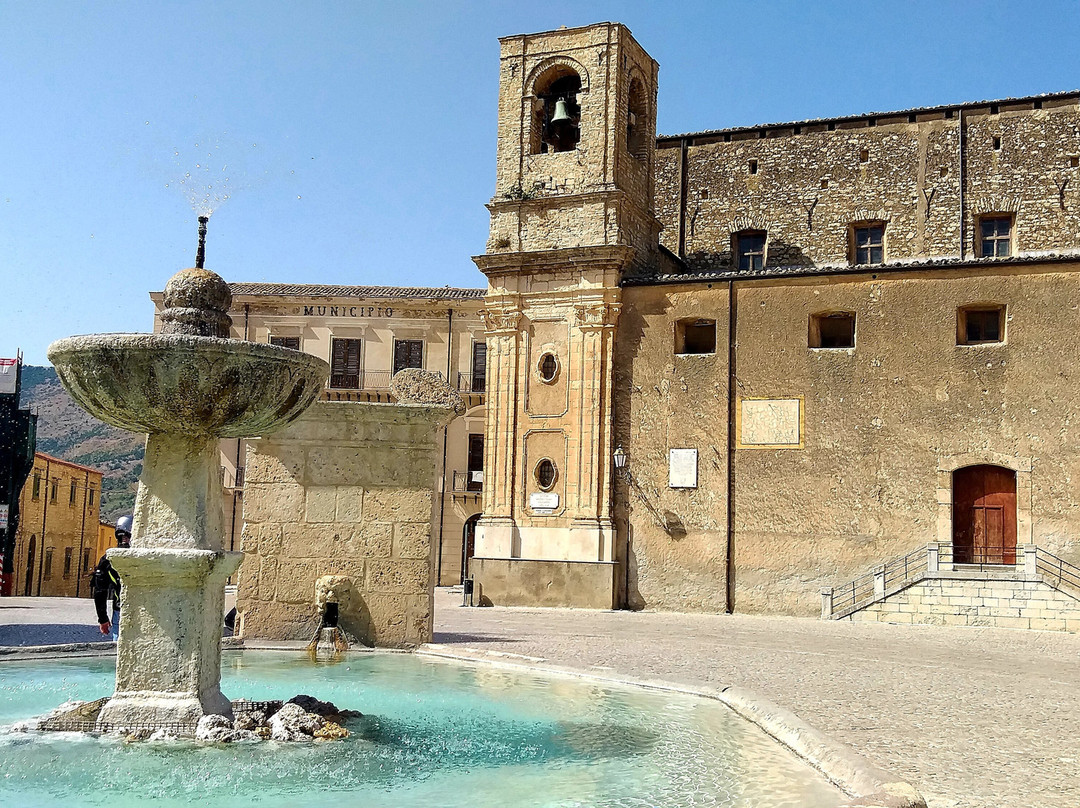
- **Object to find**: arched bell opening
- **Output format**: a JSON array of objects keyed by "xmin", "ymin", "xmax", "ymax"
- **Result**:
[{"xmin": 530, "ymin": 66, "xmax": 582, "ymax": 154}]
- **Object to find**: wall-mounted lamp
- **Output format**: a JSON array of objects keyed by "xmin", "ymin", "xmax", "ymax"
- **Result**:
[{"xmin": 613, "ymin": 445, "xmax": 628, "ymax": 478}]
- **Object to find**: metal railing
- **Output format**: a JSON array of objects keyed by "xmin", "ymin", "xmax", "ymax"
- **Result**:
[
  {"xmin": 828, "ymin": 543, "xmax": 930, "ymax": 619},
  {"xmin": 328, "ymin": 370, "xmax": 393, "ymax": 391},
  {"xmin": 456, "ymin": 373, "xmax": 487, "ymax": 394},
  {"xmin": 1033, "ymin": 548, "xmax": 1080, "ymax": 600},
  {"xmin": 452, "ymin": 470, "xmax": 483, "ymax": 493}
]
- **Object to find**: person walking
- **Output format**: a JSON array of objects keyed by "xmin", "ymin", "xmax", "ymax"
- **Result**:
[{"xmin": 92, "ymin": 515, "xmax": 131, "ymax": 641}]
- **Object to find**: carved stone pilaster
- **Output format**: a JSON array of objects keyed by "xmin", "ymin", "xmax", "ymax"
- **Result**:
[
  {"xmin": 573, "ymin": 301, "xmax": 621, "ymax": 331},
  {"xmin": 480, "ymin": 308, "xmax": 522, "ymax": 336}
]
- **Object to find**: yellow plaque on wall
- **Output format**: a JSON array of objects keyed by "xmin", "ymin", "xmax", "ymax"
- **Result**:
[{"xmin": 738, "ymin": 397, "xmax": 804, "ymax": 449}]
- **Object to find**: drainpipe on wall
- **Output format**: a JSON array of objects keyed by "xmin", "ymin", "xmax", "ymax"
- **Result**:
[
  {"xmin": 725, "ymin": 280, "xmax": 737, "ymax": 614},
  {"xmin": 75, "ymin": 469, "xmax": 89, "ymax": 598}
]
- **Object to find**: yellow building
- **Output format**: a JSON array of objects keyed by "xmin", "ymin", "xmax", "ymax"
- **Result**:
[
  {"xmin": 12, "ymin": 453, "xmax": 102, "ymax": 598},
  {"xmin": 150, "ymin": 283, "xmax": 488, "ymax": 586}
]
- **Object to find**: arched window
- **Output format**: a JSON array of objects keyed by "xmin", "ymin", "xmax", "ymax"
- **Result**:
[
  {"xmin": 626, "ymin": 78, "xmax": 647, "ymax": 161},
  {"xmin": 531, "ymin": 67, "xmax": 581, "ymax": 154}
]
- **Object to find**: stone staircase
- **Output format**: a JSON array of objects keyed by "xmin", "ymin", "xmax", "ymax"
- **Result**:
[{"xmin": 822, "ymin": 544, "xmax": 1080, "ymax": 632}]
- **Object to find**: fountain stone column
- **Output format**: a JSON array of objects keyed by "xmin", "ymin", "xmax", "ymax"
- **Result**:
[{"xmin": 48, "ymin": 263, "xmax": 329, "ymax": 731}]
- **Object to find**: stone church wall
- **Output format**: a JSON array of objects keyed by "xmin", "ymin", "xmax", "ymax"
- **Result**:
[
  {"xmin": 236, "ymin": 401, "xmax": 452, "ymax": 647},
  {"xmin": 654, "ymin": 99, "xmax": 1080, "ymax": 270},
  {"xmin": 617, "ymin": 263, "xmax": 1080, "ymax": 616}
]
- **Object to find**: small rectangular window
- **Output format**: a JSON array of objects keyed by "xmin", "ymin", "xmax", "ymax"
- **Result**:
[
  {"xmin": 736, "ymin": 232, "xmax": 766, "ymax": 271},
  {"xmin": 50, "ymin": 480, "xmax": 57, "ymax": 503},
  {"xmin": 63, "ymin": 547, "xmax": 73, "ymax": 579},
  {"xmin": 853, "ymin": 224, "xmax": 885, "ymax": 265},
  {"xmin": 748, "ymin": 159, "xmax": 758, "ymax": 174},
  {"xmin": 70, "ymin": 480, "xmax": 77, "ymax": 505},
  {"xmin": 676, "ymin": 319, "xmax": 717, "ymax": 355},
  {"xmin": 82, "ymin": 548, "xmax": 92, "ymax": 574},
  {"xmin": 44, "ymin": 548, "xmax": 53, "ymax": 581},
  {"xmin": 269, "ymin": 335, "xmax": 301, "ymax": 350},
  {"xmin": 979, "ymin": 215, "xmax": 1013, "ymax": 257},
  {"xmin": 329, "ymin": 337, "xmax": 362, "ymax": 389},
  {"xmin": 859, "ymin": 148, "xmax": 869, "ymax": 163},
  {"xmin": 810, "ymin": 312, "xmax": 856, "ymax": 349},
  {"xmin": 958, "ymin": 306, "xmax": 1005, "ymax": 345},
  {"xmin": 32, "ymin": 472, "xmax": 40, "ymax": 500},
  {"xmin": 393, "ymin": 339, "xmax": 424, "ymax": 375},
  {"xmin": 88, "ymin": 488, "xmax": 96, "ymax": 507},
  {"xmin": 992, "ymin": 136, "xmax": 1001, "ymax": 150}
]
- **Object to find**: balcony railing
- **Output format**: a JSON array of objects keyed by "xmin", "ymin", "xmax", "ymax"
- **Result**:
[
  {"xmin": 456, "ymin": 373, "xmax": 487, "ymax": 394},
  {"xmin": 328, "ymin": 370, "xmax": 394, "ymax": 391},
  {"xmin": 452, "ymin": 470, "xmax": 483, "ymax": 493}
]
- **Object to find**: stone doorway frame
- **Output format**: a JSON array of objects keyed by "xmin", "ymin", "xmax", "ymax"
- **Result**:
[{"xmin": 936, "ymin": 452, "xmax": 1032, "ymax": 561}]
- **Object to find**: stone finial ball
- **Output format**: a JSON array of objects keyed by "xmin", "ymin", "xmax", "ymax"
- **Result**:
[{"xmin": 162, "ymin": 268, "xmax": 233, "ymax": 313}]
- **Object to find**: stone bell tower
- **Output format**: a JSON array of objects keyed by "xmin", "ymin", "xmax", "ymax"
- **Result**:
[{"xmin": 472, "ymin": 22, "xmax": 660, "ymax": 607}]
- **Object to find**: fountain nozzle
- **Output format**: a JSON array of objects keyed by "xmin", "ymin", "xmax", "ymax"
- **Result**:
[{"xmin": 196, "ymin": 216, "xmax": 208, "ymax": 269}]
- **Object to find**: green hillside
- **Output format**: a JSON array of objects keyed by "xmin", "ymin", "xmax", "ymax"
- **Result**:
[{"xmin": 19, "ymin": 366, "xmax": 144, "ymax": 523}]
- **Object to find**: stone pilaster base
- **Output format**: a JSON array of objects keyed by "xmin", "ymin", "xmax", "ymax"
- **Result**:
[
  {"xmin": 471, "ymin": 557, "xmax": 616, "ymax": 609},
  {"xmin": 97, "ymin": 548, "xmax": 242, "ymax": 729}
]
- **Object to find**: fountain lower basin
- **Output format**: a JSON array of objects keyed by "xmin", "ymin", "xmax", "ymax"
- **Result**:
[{"xmin": 0, "ymin": 651, "xmax": 846, "ymax": 808}]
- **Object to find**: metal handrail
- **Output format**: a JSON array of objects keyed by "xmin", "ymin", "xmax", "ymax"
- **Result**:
[
  {"xmin": 830, "ymin": 543, "xmax": 931, "ymax": 617},
  {"xmin": 1033, "ymin": 548, "xmax": 1080, "ymax": 597}
]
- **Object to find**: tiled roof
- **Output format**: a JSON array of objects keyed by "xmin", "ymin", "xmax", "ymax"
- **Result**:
[
  {"xmin": 36, "ymin": 452, "xmax": 103, "ymax": 475},
  {"xmin": 657, "ymin": 90, "xmax": 1080, "ymax": 144},
  {"xmin": 624, "ymin": 250, "xmax": 1080, "ymax": 287},
  {"xmin": 228, "ymin": 282, "xmax": 486, "ymax": 300}
]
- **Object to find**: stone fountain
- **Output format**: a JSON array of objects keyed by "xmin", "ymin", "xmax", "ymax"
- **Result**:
[{"xmin": 46, "ymin": 221, "xmax": 329, "ymax": 730}]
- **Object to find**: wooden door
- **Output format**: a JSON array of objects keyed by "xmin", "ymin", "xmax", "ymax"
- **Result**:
[{"xmin": 953, "ymin": 465, "xmax": 1017, "ymax": 564}]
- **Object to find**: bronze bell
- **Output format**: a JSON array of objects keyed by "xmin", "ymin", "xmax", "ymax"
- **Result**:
[{"xmin": 550, "ymin": 97, "xmax": 573, "ymax": 125}]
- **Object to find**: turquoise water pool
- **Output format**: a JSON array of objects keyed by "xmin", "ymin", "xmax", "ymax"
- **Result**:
[{"xmin": 0, "ymin": 651, "xmax": 843, "ymax": 808}]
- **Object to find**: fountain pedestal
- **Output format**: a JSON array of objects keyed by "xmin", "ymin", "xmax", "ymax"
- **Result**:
[{"xmin": 97, "ymin": 549, "xmax": 242, "ymax": 727}]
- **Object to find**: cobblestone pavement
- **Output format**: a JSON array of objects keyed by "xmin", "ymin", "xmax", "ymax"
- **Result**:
[
  {"xmin": 0, "ymin": 596, "xmax": 110, "ymax": 646},
  {"xmin": 433, "ymin": 589, "xmax": 1080, "ymax": 808}
]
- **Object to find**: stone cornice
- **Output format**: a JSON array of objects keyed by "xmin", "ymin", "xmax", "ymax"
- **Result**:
[{"xmin": 473, "ymin": 245, "xmax": 636, "ymax": 277}]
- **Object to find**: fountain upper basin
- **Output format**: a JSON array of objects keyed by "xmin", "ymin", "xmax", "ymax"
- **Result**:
[{"xmin": 48, "ymin": 333, "xmax": 329, "ymax": 438}]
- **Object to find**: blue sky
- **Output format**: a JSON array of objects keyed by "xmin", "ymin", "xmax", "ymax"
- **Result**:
[{"xmin": 4, "ymin": 0, "xmax": 1079, "ymax": 364}]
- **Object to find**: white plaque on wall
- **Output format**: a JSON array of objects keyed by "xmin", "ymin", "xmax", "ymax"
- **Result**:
[
  {"xmin": 740, "ymin": 398, "xmax": 802, "ymax": 447},
  {"xmin": 669, "ymin": 449, "xmax": 698, "ymax": 489},
  {"xmin": 529, "ymin": 492, "xmax": 560, "ymax": 512}
]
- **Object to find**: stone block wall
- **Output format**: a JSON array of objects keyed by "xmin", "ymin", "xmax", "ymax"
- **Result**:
[
  {"xmin": 654, "ymin": 97, "xmax": 1080, "ymax": 271},
  {"xmin": 237, "ymin": 400, "xmax": 453, "ymax": 647},
  {"xmin": 850, "ymin": 575, "xmax": 1080, "ymax": 632}
]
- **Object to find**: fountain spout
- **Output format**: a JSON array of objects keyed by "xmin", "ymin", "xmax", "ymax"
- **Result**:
[{"xmin": 195, "ymin": 215, "xmax": 208, "ymax": 269}]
